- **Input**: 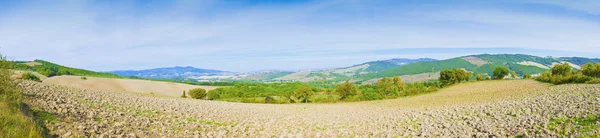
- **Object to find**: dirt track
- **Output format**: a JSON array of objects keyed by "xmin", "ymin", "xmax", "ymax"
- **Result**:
[
  {"xmin": 20, "ymin": 80, "xmax": 600, "ymax": 137},
  {"xmin": 43, "ymin": 75, "xmax": 218, "ymax": 98}
]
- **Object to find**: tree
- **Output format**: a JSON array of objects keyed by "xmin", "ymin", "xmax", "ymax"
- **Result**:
[
  {"xmin": 523, "ymin": 73, "xmax": 531, "ymax": 79},
  {"xmin": 492, "ymin": 66, "xmax": 510, "ymax": 80},
  {"xmin": 511, "ymin": 71, "xmax": 517, "ymax": 79},
  {"xmin": 392, "ymin": 76, "xmax": 405, "ymax": 91},
  {"xmin": 376, "ymin": 77, "xmax": 397, "ymax": 96},
  {"xmin": 294, "ymin": 85, "xmax": 315, "ymax": 103},
  {"xmin": 476, "ymin": 74, "xmax": 484, "ymax": 81},
  {"xmin": 188, "ymin": 88, "xmax": 207, "ymax": 99},
  {"xmin": 336, "ymin": 81, "xmax": 357, "ymax": 100},
  {"xmin": 582, "ymin": 62, "xmax": 600, "ymax": 78},
  {"xmin": 440, "ymin": 68, "xmax": 470, "ymax": 85},
  {"xmin": 552, "ymin": 62, "xmax": 572, "ymax": 76},
  {"xmin": 181, "ymin": 90, "xmax": 187, "ymax": 98}
]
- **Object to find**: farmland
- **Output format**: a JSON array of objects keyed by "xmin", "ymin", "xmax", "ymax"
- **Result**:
[{"xmin": 18, "ymin": 80, "xmax": 600, "ymax": 137}]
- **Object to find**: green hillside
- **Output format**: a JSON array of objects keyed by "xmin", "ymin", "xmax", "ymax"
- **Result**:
[
  {"xmin": 12, "ymin": 60, "xmax": 121, "ymax": 78},
  {"xmin": 359, "ymin": 54, "xmax": 556, "ymax": 81},
  {"xmin": 363, "ymin": 61, "xmax": 399, "ymax": 72}
]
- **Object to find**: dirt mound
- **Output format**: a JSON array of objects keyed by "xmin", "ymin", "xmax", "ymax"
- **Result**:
[
  {"xmin": 19, "ymin": 80, "xmax": 600, "ymax": 137},
  {"xmin": 43, "ymin": 75, "xmax": 218, "ymax": 97}
]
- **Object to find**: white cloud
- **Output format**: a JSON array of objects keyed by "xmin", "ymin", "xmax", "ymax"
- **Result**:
[{"xmin": 0, "ymin": 0, "xmax": 598, "ymax": 72}]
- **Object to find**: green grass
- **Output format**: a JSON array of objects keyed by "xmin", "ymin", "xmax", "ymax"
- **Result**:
[
  {"xmin": 0, "ymin": 103, "xmax": 45, "ymax": 138},
  {"xmin": 547, "ymin": 114, "xmax": 600, "ymax": 137}
]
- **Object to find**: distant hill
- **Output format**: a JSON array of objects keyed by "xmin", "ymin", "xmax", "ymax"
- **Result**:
[
  {"xmin": 110, "ymin": 66, "xmax": 228, "ymax": 79},
  {"xmin": 383, "ymin": 58, "xmax": 438, "ymax": 65},
  {"xmin": 263, "ymin": 58, "xmax": 438, "ymax": 82},
  {"xmin": 558, "ymin": 57, "xmax": 600, "ymax": 65}
]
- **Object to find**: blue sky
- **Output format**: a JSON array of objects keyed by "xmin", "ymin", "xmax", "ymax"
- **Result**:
[{"xmin": 1, "ymin": 0, "xmax": 599, "ymax": 72}]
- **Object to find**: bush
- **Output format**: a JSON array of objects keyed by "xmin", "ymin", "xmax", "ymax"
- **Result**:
[
  {"xmin": 188, "ymin": 88, "xmax": 207, "ymax": 99},
  {"xmin": 586, "ymin": 78, "xmax": 600, "ymax": 84},
  {"xmin": 511, "ymin": 71, "xmax": 517, "ymax": 79},
  {"xmin": 81, "ymin": 76, "xmax": 87, "ymax": 80},
  {"xmin": 523, "ymin": 73, "xmax": 531, "ymax": 79},
  {"xmin": 21, "ymin": 72, "xmax": 40, "ymax": 82},
  {"xmin": 207, "ymin": 89, "xmax": 222, "ymax": 100},
  {"xmin": 493, "ymin": 66, "xmax": 510, "ymax": 80},
  {"xmin": 475, "ymin": 74, "xmax": 484, "ymax": 81}
]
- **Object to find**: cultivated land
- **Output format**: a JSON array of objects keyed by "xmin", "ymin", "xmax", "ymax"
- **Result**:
[
  {"xmin": 43, "ymin": 75, "xmax": 219, "ymax": 98},
  {"xmin": 19, "ymin": 80, "xmax": 600, "ymax": 137}
]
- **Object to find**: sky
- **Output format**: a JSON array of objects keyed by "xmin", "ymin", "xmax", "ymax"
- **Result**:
[{"xmin": 0, "ymin": 0, "xmax": 599, "ymax": 72}]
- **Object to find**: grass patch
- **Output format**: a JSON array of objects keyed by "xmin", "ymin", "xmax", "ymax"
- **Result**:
[
  {"xmin": 0, "ymin": 103, "xmax": 45, "ymax": 138},
  {"xmin": 185, "ymin": 118, "xmax": 227, "ymax": 126},
  {"xmin": 134, "ymin": 110, "xmax": 157, "ymax": 117},
  {"xmin": 32, "ymin": 109, "xmax": 56, "ymax": 125},
  {"xmin": 547, "ymin": 114, "xmax": 600, "ymax": 137}
]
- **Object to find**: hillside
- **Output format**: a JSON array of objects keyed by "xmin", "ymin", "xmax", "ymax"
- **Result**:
[
  {"xmin": 268, "ymin": 58, "xmax": 437, "ymax": 82},
  {"xmin": 43, "ymin": 75, "xmax": 218, "ymax": 97},
  {"xmin": 111, "ymin": 66, "xmax": 228, "ymax": 79},
  {"xmin": 12, "ymin": 60, "xmax": 120, "ymax": 78},
  {"xmin": 357, "ymin": 54, "xmax": 597, "ymax": 82}
]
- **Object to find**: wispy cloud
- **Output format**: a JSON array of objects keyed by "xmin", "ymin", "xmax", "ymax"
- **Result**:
[{"xmin": 0, "ymin": 0, "xmax": 598, "ymax": 72}]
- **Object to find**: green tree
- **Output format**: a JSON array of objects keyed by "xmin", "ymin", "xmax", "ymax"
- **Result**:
[
  {"xmin": 475, "ymin": 74, "xmax": 484, "ymax": 81},
  {"xmin": 336, "ymin": 81, "xmax": 357, "ymax": 100},
  {"xmin": 376, "ymin": 77, "xmax": 398, "ymax": 96},
  {"xmin": 492, "ymin": 66, "xmax": 510, "ymax": 80},
  {"xmin": 552, "ymin": 62, "xmax": 572, "ymax": 76},
  {"xmin": 188, "ymin": 88, "xmax": 207, "ymax": 99},
  {"xmin": 392, "ymin": 76, "xmax": 406, "ymax": 92},
  {"xmin": 523, "ymin": 73, "xmax": 531, "ymax": 79},
  {"xmin": 582, "ymin": 62, "xmax": 600, "ymax": 78},
  {"xmin": 294, "ymin": 85, "xmax": 315, "ymax": 103}
]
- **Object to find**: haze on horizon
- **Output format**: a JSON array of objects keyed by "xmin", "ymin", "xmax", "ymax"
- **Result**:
[{"xmin": 1, "ymin": 0, "xmax": 599, "ymax": 72}]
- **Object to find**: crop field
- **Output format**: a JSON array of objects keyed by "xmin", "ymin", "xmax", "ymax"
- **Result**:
[{"xmin": 18, "ymin": 80, "xmax": 600, "ymax": 137}]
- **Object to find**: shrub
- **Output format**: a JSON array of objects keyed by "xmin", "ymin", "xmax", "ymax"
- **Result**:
[
  {"xmin": 476, "ymin": 74, "xmax": 484, "ymax": 81},
  {"xmin": 336, "ymin": 81, "xmax": 357, "ymax": 100},
  {"xmin": 188, "ymin": 88, "xmax": 207, "ymax": 99},
  {"xmin": 360, "ymin": 91, "xmax": 383, "ymax": 101},
  {"xmin": 493, "ymin": 66, "xmax": 510, "ymax": 80},
  {"xmin": 207, "ymin": 89, "xmax": 222, "ymax": 100},
  {"xmin": 523, "ymin": 73, "xmax": 531, "ymax": 79},
  {"xmin": 21, "ymin": 72, "xmax": 40, "ymax": 82},
  {"xmin": 81, "ymin": 76, "xmax": 87, "ymax": 80},
  {"xmin": 586, "ymin": 78, "xmax": 600, "ymax": 84},
  {"xmin": 511, "ymin": 71, "xmax": 517, "ymax": 79}
]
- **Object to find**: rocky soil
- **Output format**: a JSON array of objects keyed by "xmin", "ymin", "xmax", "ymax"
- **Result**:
[{"xmin": 19, "ymin": 80, "xmax": 600, "ymax": 137}]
